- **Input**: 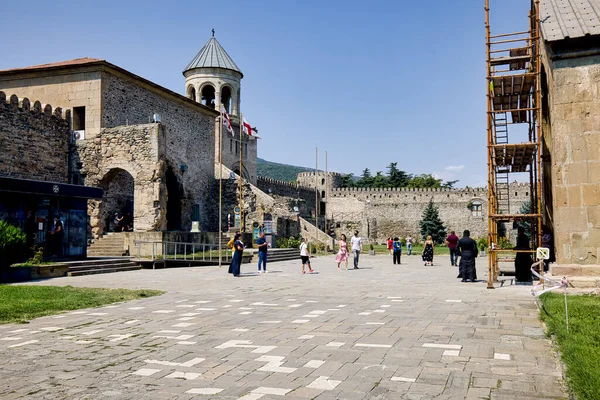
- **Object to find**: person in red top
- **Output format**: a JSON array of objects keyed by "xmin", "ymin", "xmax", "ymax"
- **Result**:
[
  {"xmin": 387, "ymin": 237, "xmax": 393, "ymax": 255},
  {"xmin": 446, "ymin": 231, "xmax": 460, "ymax": 266}
]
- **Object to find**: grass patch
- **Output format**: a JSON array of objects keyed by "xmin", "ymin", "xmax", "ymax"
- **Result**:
[
  {"xmin": 0, "ymin": 285, "xmax": 163, "ymax": 324},
  {"xmin": 540, "ymin": 293, "xmax": 600, "ymax": 400}
]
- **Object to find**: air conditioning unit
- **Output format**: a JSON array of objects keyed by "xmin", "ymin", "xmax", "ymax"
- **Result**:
[{"xmin": 73, "ymin": 130, "xmax": 85, "ymax": 141}]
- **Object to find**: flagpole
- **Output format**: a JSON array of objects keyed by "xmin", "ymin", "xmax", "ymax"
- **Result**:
[
  {"xmin": 218, "ymin": 109, "xmax": 223, "ymax": 268},
  {"xmin": 315, "ymin": 147, "xmax": 318, "ymax": 249},
  {"xmin": 325, "ymin": 150, "xmax": 328, "ymax": 237},
  {"xmin": 239, "ymin": 112, "xmax": 244, "ymax": 232}
]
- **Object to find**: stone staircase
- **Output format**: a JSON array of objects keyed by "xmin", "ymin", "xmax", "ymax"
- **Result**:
[
  {"xmin": 263, "ymin": 248, "xmax": 300, "ymax": 263},
  {"xmin": 66, "ymin": 258, "xmax": 141, "ymax": 276},
  {"xmin": 87, "ymin": 232, "xmax": 128, "ymax": 257}
]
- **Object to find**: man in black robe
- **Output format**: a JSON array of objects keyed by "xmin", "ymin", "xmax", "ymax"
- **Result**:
[
  {"xmin": 458, "ymin": 230, "xmax": 478, "ymax": 282},
  {"xmin": 514, "ymin": 226, "xmax": 532, "ymax": 282}
]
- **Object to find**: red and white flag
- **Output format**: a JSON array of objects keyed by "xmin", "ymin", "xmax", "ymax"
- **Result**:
[
  {"xmin": 221, "ymin": 106, "xmax": 234, "ymax": 136},
  {"xmin": 243, "ymin": 117, "xmax": 260, "ymax": 138}
]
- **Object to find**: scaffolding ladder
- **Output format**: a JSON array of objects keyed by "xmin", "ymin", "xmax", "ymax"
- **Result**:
[{"xmin": 485, "ymin": 0, "xmax": 543, "ymax": 289}]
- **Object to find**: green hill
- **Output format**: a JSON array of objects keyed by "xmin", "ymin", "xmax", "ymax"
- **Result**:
[{"xmin": 257, "ymin": 158, "xmax": 316, "ymax": 182}]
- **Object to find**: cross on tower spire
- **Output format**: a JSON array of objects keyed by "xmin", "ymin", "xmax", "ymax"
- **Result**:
[{"xmin": 212, "ymin": 28, "xmax": 215, "ymax": 37}]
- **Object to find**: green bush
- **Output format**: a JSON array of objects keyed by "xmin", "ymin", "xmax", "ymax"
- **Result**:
[
  {"xmin": 275, "ymin": 236, "xmax": 302, "ymax": 249},
  {"xmin": 0, "ymin": 221, "xmax": 27, "ymax": 266},
  {"xmin": 498, "ymin": 236, "xmax": 513, "ymax": 249},
  {"xmin": 477, "ymin": 237, "xmax": 488, "ymax": 250}
]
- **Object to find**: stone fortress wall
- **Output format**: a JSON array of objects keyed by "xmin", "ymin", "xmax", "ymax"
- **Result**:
[
  {"xmin": 294, "ymin": 171, "xmax": 530, "ymax": 242},
  {"xmin": 256, "ymin": 176, "xmax": 317, "ymax": 216},
  {"xmin": 0, "ymin": 92, "xmax": 70, "ymax": 183}
]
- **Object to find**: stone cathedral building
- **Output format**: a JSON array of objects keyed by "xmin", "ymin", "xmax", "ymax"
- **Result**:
[{"xmin": 0, "ymin": 34, "xmax": 260, "ymax": 246}]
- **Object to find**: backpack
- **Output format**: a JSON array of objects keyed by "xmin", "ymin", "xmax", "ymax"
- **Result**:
[{"xmin": 227, "ymin": 237, "xmax": 235, "ymax": 249}]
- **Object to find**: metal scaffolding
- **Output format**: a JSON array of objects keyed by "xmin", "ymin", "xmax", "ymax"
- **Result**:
[{"xmin": 485, "ymin": 0, "xmax": 543, "ymax": 289}]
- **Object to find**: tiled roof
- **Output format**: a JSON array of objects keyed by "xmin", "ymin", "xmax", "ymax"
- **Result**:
[
  {"xmin": 540, "ymin": 0, "xmax": 600, "ymax": 41},
  {"xmin": 183, "ymin": 37, "xmax": 242, "ymax": 76},
  {"xmin": 0, "ymin": 57, "xmax": 104, "ymax": 73}
]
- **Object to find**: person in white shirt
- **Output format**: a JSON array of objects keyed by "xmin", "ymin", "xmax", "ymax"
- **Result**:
[
  {"xmin": 350, "ymin": 230, "xmax": 363, "ymax": 269},
  {"xmin": 299, "ymin": 238, "xmax": 315, "ymax": 274}
]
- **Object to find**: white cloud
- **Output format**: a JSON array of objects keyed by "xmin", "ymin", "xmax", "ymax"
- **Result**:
[{"xmin": 444, "ymin": 165, "xmax": 465, "ymax": 173}]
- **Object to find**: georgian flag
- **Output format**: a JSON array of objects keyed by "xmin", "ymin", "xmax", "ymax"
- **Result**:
[
  {"xmin": 221, "ymin": 106, "xmax": 234, "ymax": 136},
  {"xmin": 243, "ymin": 117, "xmax": 260, "ymax": 139}
]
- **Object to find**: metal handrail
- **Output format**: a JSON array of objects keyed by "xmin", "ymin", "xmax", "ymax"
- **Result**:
[{"xmin": 134, "ymin": 240, "xmax": 232, "ymax": 265}]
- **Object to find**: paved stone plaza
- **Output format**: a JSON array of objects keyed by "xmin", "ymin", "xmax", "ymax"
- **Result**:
[{"xmin": 1, "ymin": 254, "xmax": 566, "ymax": 399}]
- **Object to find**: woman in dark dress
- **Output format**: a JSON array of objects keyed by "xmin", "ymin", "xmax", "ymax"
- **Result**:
[
  {"xmin": 514, "ymin": 226, "xmax": 533, "ymax": 282},
  {"xmin": 422, "ymin": 235, "xmax": 434, "ymax": 266},
  {"xmin": 228, "ymin": 233, "xmax": 244, "ymax": 277},
  {"xmin": 458, "ymin": 230, "xmax": 478, "ymax": 282}
]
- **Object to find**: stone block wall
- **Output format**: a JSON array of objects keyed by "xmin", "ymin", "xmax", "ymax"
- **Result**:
[
  {"xmin": 0, "ymin": 92, "xmax": 70, "ymax": 183},
  {"xmin": 0, "ymin": 70, "xmax": 103, "ymax": 138},
  {"xmin": 76, "ymin": 123, "xmax": 166, "ymax": 237},
  {"xmin": 541, "ymin": 46, "xmax": 600, "ymax": 267},
  {"xmin": 101, "ymin": 71, "xmax": 217, "ymax": 232}
]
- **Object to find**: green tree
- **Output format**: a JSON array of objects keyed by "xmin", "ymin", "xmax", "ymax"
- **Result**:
[
  {"xmin": 419, "ymin": 199, "xmax": 447, "ymax": 244},
  {"xmin": 356, "ymin": 168, "xmax": 373, "ymax": 187},
  {"xmin": 518, "ymin": 200, "xmax": 532, "ymax": 238},
  {"xmin": 408, "ymin": 174, "xmax": 443, "ymax": 189},
  {"xmin": 442, "ymin": 180, "xmax": 459, "ymax": 188},
  {"xmin": 373, "ymin": 171, "xmax": 388, "ymax": 188},
  {"xmin": 340, "ymin": 173, "xmax": 355, "ymax": 188},
  {"xmin": 386, "ymin": 162, "xmax": 411, "ymax": 188},
  {"xmin": 0, "ymin": 220, "xmax": 27, "ymax": 268}
]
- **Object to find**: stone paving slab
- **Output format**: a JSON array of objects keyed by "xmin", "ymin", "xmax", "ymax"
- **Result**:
[{"xmin": 0, "ymin": 254, "xmax": 567, "ymax": 399}]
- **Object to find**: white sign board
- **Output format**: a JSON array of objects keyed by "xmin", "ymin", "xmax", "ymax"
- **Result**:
[{"xmin": 537, "ymin": 247, "xmax": 550, "ymax": 260}]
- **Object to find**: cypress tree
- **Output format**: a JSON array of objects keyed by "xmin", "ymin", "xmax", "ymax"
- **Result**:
[{"xmin": 419, "ymin": 199, "xmax": 446, "ymax": 244}]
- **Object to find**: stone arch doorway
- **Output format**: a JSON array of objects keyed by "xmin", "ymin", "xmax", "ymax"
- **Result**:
[
  {"xmin": 98, "ymin": 168, "xmax": 134, "ymax": 234},
  {"xmin": 166, "ymin": 166, "xmax": 184, "ymax": 231},
  {"xmin": 232, "ymin": 164, "xmax": 250, "ymax": 180}
]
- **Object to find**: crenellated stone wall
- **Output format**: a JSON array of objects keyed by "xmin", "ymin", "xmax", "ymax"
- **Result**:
[{"xmin": 0, "ymin": 92, "xmax": 70, "ymax": 183}]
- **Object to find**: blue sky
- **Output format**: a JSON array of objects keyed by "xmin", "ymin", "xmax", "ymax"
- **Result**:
[{"xmin": 1, "ymin": 0, "xmax": 530, "ymax": 187}]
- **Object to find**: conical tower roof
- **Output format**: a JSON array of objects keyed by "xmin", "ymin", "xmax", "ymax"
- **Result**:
[{"xmin": 183, "ymin": 36, "xmax": 243, "ymax": 77}]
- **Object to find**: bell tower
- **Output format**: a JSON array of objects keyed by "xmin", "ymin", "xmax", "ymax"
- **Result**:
[
  {"xmin": 184, "ymin": 31, "xmax": 257, "ymax": 184},
  {"xmin": 183, "ymin": 29, "xmax": 243, "ymax": 115}
]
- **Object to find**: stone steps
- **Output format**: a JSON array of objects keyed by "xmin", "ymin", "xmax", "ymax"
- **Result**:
[
  {"xmin": 66, "ymin": 257, "xmax": 140, "ymax": 276},
  {"xmin": 68, "ymin": 265, "xmax": 141, "ymax": 277},
  {"xmin": 88, "ymin": 233, "xmax": 127, "ymax": 257}
]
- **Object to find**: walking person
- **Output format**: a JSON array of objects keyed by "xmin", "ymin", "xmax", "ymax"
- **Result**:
[
  {"xmin": 392, "ymin": 237, "xmax": 402, "ymax": 265},
  {"xmin": 406, "ymin": 235, "xmax": 413, "ymax": 255},
  {"xmin": 300, "ymin": 238, "xmax": 315, "ymax": 274},
  {"xmin": 228, "ymin": 233, "xmax": 244, "ymax": 277},
  {"xmin": 256, "ymin": 231, "xmax": 269, "ymax": 273},
  {"xmin": 422, "ymin": 235, "xmax": 434, "ymax": 266},
  {"xmin": 387, "ymin": 237, "xmax": 393, "ymax": 255},
  {"xmin": 446, "ymin": 230, "xmax": 460, "ymax": 266},
  {"xmin": 335, "ymin": 234, "xmax": 349, "ymax": 270},
  {"xmin": 457, "ymin": 230, "xmax": 478, "ymax": 282},
  {"xmin": 350, "ymin": 230, "xmax": 363, "ymax": 269}
]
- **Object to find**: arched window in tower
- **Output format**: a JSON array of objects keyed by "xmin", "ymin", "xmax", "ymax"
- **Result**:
[
  {"xmin": 201, "ymin": 84, "xmax": 216, "ymax": 108},
  {"xmin": 187, "ymin": 86, "xmax": 196, "ymax": 102},
  {"xmin": 221, "ymin": 86, "xmax": 232, "ymax": 113},
  {"xmin": 321, "ymin": 178, "xmax": 325, "ymax": 185}
]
